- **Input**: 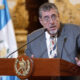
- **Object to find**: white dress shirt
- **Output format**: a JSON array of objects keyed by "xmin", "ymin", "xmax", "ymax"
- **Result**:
[{"xmin": 45, "ymin": 31, "xmax": 57, "ymax": 58}]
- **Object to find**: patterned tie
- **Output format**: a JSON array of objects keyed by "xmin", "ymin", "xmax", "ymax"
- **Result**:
[{"xmin": 49, "ymin": 37, "xmax": 57, "ymax": 58}]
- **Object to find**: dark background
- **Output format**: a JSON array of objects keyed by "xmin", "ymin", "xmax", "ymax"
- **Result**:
[{"xmin": 25, "ymin": 0, "xmax": 48, "ymax": 33}]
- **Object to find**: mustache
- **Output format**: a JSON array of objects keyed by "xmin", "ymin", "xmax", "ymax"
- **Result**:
[{"xmin": 50, "ymin": 24, "xmax": 56, "ymax": 27}]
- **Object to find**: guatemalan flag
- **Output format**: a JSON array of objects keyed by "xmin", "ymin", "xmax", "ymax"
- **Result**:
[{"xmin": 0, "ymin": 0, "xmax": 20, "ymax": 80}]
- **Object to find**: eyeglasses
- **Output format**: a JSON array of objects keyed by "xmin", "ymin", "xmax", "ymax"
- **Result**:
[{"xmin": 42, "ymin": 14, "xmax": 58, "ymax": 22}]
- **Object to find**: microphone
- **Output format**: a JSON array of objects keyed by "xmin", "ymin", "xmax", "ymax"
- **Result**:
[
  {"xmin": 61, "ymin": 37, "xmax": 67, "ymax": 59},
  {"xmin": 7, "ymin": 28, "xmax": 46, "ymax": 58}
]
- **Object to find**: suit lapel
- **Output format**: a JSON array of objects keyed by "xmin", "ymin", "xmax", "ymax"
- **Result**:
[
  {"xmin": 39, "ymin": 31, "xmax": 48, "ymax": 58},
  {"xmin": 57, "ymin": 35, "xmax": 65, "ymax": 58},
  {"xmin": 57, "ymin": 23, "xmax": 68, "ymax": 59}
]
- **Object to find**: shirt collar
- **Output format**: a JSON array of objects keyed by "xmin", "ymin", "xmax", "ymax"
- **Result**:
[
  {"xmin": 45, "ymin": 31, "xmax": 50, "ymax": 40},
  {"xmin": 45, "ymin": 31, "xmax": 57, "ymax": 40}
]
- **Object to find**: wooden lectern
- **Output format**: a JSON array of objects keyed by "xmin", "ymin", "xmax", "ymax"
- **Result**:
[{"xmin": 0, "ymin": 55, "xmax": 80, "ymax": 80}]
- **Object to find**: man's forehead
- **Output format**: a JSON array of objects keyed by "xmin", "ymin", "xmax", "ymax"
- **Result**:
[
  {"xmin": 42, "ymin": 9, "xmax": 57, "ymax": 13},
  {"xmin": 41, "ymin": 9, "xmax": 58, "ymax": 16}
]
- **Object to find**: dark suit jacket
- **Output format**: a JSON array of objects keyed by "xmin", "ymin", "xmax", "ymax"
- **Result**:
[{"xmin": 26, "ymin": 23, "xmax": 80, "ymax": 64}]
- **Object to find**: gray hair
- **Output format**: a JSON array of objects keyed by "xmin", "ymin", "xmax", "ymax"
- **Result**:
[{"xmin": 39, "ymin": 2, "xmax": 59, "ymax": 18}]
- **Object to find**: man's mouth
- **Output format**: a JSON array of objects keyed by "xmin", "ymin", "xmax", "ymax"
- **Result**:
[{"xmin": 50, "ymin": 25, "xmax": 56, "ymax": 30}]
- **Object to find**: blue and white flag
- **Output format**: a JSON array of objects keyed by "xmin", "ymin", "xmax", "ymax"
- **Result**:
[
  {"xmin": 0, "ymin": 0, "xmax": 20, "ymax": 80},
  {"xmin": 0, "ymin": 0, "xmax": 18, "ymax": 58}
]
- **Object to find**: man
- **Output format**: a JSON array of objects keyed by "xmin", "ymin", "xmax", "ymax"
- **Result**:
[
  {"xmin": 26, "ymin": 2, "xmax": 80, "ymax": 80},
  {"xmin": 26, "ymin": 2, "xmax": 80, "ymax": 65}
]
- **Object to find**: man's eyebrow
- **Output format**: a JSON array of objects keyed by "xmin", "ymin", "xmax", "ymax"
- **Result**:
[
  {"xmin": 44, "ymin": 16, "xmax": 49, "ymax": 18},
  {"xmin": 52, "ymin": 14, "xmax": 56, "ymax": 16},
  {"xmin": 44, "ymin": 15, "xmax": 49, "ymax": 17}
]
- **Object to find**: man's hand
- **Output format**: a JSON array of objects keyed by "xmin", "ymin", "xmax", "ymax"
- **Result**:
[
  {"xmin": 75, "ymin": 57, "xmax": 80, "ymax": 66},
  {"xmin": 31, "ymin": 54, "xmax": 34, "ymax": 58}
]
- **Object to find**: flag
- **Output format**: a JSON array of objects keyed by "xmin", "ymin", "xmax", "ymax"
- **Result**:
[{"xmin": 0, "ymin": 0, "xmax": 20, "ymax": 80}]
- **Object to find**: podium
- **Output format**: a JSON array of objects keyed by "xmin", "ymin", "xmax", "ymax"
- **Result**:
[{"xmin": 0, "ymin": 55, "xmax": 80, "ymax": 80}]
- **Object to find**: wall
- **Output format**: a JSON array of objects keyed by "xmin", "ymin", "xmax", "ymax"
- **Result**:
[{"xmin": 49, "ymin": 0, "xmax": 80, "ymax": 25}]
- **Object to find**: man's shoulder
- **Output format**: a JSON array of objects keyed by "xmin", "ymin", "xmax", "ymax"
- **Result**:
[
  {"xmin": 28, "ymin": 28, "xmax": 45, "ymax": 39},
  {"xmin": 62, "ymin": 23, "xmax": 80, "ymax": 35},
  {"xmin": 63, "ymin": 23, "xmax": 80, "ymax": 31},
  {"xmin": 64, "ymin": 23, "xmax": 80, "ymax": 29}
]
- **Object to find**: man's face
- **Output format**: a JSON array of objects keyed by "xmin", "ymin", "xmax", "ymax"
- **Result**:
[{"xmin": 39, "ymin": 9, "xmax": 60, "ymax": 36}]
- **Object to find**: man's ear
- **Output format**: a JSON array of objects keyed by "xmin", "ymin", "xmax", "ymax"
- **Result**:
[
  {"xmin": 39, "ymin": 17, "xmax": 43, "ymax": 25},
  {"xmin": 58, "ymin": 13, "xmax": 60, "ymax": 18}
]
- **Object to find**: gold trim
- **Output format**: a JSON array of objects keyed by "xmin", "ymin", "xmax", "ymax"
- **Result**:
[
  {"xmin": 0, "ymin": 5, "xmax": 5, "ymax": 9},
  {"xmin": 15, "ymin": 58, "xmax": 30, "ymax": 76}
]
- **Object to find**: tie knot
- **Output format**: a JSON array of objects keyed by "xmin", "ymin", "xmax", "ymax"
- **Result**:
[
  {"xmin": 50, "ymin": 37, "xmax": 55, "ymax": 45},
  {"xmin": 50, "ymin": 36, "xmax": 57, "ymax": 44}
]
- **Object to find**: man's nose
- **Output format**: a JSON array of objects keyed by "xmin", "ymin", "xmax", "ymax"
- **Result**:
[{"xmin": 49, "ymin": 17, "xmax": 54, "ymax": 24}]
